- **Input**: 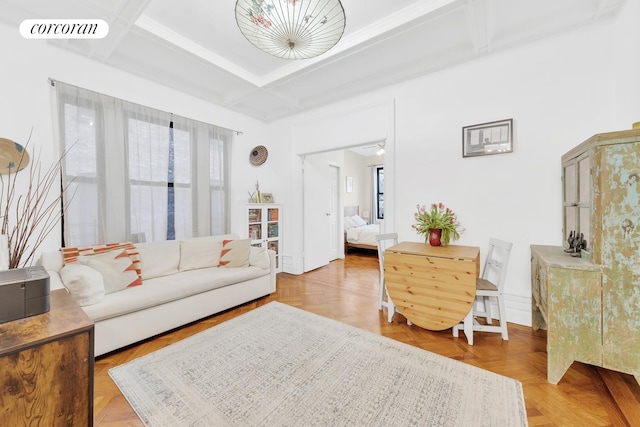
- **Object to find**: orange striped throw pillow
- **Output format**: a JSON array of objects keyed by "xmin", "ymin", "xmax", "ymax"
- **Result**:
[
  {"xmin": 218, "ymin": 239, "xmax": 251, "ymax": 268},
  {"xmin": 62, "ymin": 242, "xmax": 141, "ymax": 279},
  {"xmin": 77, "ymin": 249, "xmax": 142, "ymax": 294}
]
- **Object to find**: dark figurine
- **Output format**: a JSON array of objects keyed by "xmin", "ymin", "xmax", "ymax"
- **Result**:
[
  {"xmin": 569, "ymin": 232, "xmax": 586, "ymax": 257},
  {"xmin": 564, "ymin": 230, "xmax": 575, "ymax": 253},
  {"xmin": 565, "ymin": 230, "xmax": 586, "ymax": 257}
]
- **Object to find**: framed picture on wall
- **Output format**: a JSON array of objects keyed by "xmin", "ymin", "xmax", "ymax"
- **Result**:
[
  {"xmin": 462, "ymin": 118, "xmax": 513, "ymax": 157},
  {"xmin": 346, "ymin": 176, "xmax": 353, "ymax": 193}
]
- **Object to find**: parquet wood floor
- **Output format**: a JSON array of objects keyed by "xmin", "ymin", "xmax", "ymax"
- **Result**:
[{"xmin": 94, "ymin": 250, "xmax": 640, "ymax": 426}]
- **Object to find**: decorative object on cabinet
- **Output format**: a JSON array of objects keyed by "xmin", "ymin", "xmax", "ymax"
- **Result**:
[
  {"xmin": 564, "ymin": 230, "xmax": 587, "ymax": 257},
  {"xmin": 0, "ymin": 137, "xmax": 30, "ymax": 173},
  {"xmin": 462, "ymin": 119, "xmax": 513, "ymax": 157},
  {"xmin": 261, "ymin": 193, "xmax": 274, "ymax": 203},
  {"xmin": 235, "ymin": 0, "xmax": 346, "ymax": 60},
  {"xmin": 532, "ymin": 128, "xmax": 640, "ymax": 385},
  {"xmin": 246, "ymin": 204, "xmax": 281, "ymax": 272},
  {"xmin": 0, "ymin": 289, "xmax": 94, "ymax": 425},
  {"xmin": 249, "ymin": 145, "xmax": 268, "ymax": 166}
]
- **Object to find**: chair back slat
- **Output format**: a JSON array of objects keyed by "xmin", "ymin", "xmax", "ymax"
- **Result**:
[
  {"xmin": 376, "ymin": 233, "xmax": 398, "ymax": 274},
  {"xmin": 481, "ymin": 238, "xmax": 513, "ymax": 292}
]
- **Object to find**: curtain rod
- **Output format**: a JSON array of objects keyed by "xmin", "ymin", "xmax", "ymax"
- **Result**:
[{"xmin": 48, "ymin": 77, "xmax": 244, "ymax": 136}]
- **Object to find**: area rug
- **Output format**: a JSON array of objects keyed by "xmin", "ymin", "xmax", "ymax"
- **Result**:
[{"xmin": 109, "ymin": 302, "xmax": 527, "ymax": 426}]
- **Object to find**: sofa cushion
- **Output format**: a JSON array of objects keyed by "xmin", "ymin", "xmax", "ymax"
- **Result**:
[
  {"xmin": 179, "ymin": 234, "xmax": 238, "ymax": 271},
  {"xmin": 82, "ymin": 265, "xmax": 269, "ymax": 322},
  {"xmin": 78, "ymin": 249, "xmax": 143, "ymax": 294},
  {"xmin": 249, "ymin": 246, "xmax": 269, "ymax": 270},
  {"xmin": 218, "ymin": 239, "xmax": 251, "ymax": 268},
  {"xmin": 59, "ymin": 264, "xmax": 105, "ymax": 306},
  {"xmin": 62, "ymin": 242, "xmax": 142, "ymax": 280},
  {"xmin": 136, "ymin": 240, "xmax": 180, "ymax": 280}
]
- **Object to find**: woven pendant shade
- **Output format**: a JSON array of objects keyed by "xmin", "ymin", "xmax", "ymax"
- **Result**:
[{"xmin": 235, "ymin": 0, "xmax": 345, "ymax": 60}]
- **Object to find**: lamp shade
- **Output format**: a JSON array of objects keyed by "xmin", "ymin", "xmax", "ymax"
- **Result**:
[{"xmin": 235, "ymin": 0, "xmax": 346, "ymax": 60}]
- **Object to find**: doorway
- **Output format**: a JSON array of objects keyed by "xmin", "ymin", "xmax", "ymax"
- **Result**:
[{"xmin": 302, "ymin": 142, "xmax": 388, "ymax": 272}]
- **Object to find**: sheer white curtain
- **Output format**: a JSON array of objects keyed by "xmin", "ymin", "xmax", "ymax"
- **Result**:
[{"xmin": 52, "ymin": 81, "xmax": 232, "ymax": 246}]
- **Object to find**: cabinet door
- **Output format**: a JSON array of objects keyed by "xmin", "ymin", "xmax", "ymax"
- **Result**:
[
  {"xmin": 599, "ymin": 142, "xmax": 640, "ymax": 375},
  {"xmin": 562, "ymin": 154, "xmax": 591, "ymax": 251},
  {"xmin": 0, "ymin": 332, "xmax": 92, "ymax": 426},
  {"xmin": 547, "ymin": 267, "xmax": 602, "ymax": 384}
]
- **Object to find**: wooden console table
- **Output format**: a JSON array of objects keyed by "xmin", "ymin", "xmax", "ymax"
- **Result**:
[
  {"xmin": 384, "ymin": 242, "xmax": 480, "ymax": 331},
  {"xmin": 0, "ymin": 288, "xmax": 95, "ymax": 426}
]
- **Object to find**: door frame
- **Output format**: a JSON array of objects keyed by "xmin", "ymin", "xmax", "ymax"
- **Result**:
[{"xmin": 300, "ymin": 139, "xmax": 391, "ymax": 270}]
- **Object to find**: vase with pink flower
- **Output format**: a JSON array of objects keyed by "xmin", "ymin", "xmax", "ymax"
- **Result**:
[{"xmin": 411, "ymin": 202, "xmax": 462, "ymax": 246}]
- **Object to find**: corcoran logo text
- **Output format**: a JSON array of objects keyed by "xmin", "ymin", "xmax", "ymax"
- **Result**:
[{"xmin": 20, "ymin": 19, "xmax": 109, "ymax": 39}]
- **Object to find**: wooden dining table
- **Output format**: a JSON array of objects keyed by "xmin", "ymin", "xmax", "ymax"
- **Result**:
[{"xmin": 384, "ymin": 242, "xmax": 480, "ymax": 334}]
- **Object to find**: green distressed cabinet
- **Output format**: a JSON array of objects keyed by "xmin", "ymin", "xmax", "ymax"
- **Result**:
[
  {"xmin": 532, "ymin": 129, "xmax": 640, "ymax": 384},
  {"xmin": 531, "ymin": 245, "xmax": 603, "ymax": 383}
]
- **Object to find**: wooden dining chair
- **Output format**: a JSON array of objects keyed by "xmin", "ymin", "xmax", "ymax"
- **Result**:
[{"xmin": 453, "ymin": 238, "xmax": 513, "ymax": 344}]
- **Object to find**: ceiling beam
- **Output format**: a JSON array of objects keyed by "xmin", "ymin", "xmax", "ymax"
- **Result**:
[
  {"xmin": 466, "ymin": 0, "xmax": 496, "ymax": 56},
  {"xmin": 88, "ymin": 0, "xmax": 154, "ymax": 62}
]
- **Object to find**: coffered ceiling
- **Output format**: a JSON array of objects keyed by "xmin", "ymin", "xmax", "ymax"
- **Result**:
[{"xmin": 1, "ymin": 0, "xmax": 625, "ymax": 121}]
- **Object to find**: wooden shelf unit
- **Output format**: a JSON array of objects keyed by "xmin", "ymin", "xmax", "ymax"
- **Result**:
[{"xmin": 246, "ymin": 204, "xmax": 282, "ymax": 272}]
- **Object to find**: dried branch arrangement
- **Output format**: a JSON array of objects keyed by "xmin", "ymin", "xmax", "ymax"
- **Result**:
[{"xmin": 0, "ymin": 131, "xmax": 73, "ymax": 269}]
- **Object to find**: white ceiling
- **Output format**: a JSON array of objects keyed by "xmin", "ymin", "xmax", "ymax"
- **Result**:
[{"xmin": 1, "ymin": 0, "xmax": 625, "ymax": 122}]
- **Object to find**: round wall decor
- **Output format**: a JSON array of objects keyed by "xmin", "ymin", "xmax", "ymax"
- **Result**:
[
  {"xmin": 249, "ymin": 145, "xmax": 268, "ymax": 166},
  {"xmin": 0, "ymin": 138, "xmax": 30, "ymax": 174}
]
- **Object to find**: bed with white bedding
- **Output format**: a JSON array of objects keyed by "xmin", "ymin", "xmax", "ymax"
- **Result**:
[{"xmin": 344, "ymin": 206, "xmax": 379, "ymax": 252}]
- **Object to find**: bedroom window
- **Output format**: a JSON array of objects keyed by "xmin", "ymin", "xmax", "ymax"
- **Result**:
[
  {"xmin": 376, "ymin": 166, "xmax": 384, "ymax": 220},
  {"xmin": 53, "ymin": 80, "xmax": 232, "ymax": 246}
]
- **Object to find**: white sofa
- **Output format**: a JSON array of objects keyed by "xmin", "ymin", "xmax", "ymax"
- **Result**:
[{"xmin": 40, "ymin": 234, "xmax": 276, "ymax": 356}]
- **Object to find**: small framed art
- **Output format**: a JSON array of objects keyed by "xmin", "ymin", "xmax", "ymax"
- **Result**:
[
  {"xmin": 346, "ymin": 176, "xmax": 353, "ymax": 193},
  {"xmin": 261, "ymin": 193, "xmax": 274, "ymax": 203},
  {"xmin": 462, "ymin": 118, "xmax": 513, "ymax": 158}
]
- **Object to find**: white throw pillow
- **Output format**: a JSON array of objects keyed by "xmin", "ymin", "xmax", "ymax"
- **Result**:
[
  {"xmin": 249, "ymin": 246, "xmax": 270, "ymax": 270},
  {"xmin": 60, "ymin": 264, "xmax": 105, "ymax": 306},
  {"xmin": 136, "ymin": 240, "xmax": 180, "ymax": 279},
  {"xmin": 344, "ymin": 216, "xmax": 357, "ymax": 231},
  {"xmin": 78, "ymin": 249, "xmax": 142, "ymax": 294},
  {"xmin": 351, "ymin": 214, "xmax": 367, "ymax": 227},
  {"xmin": 179, "ymin": 234, "xmax": 238, "ymax": 271},
  {"xmin": 218, "ymin": 239, "xmax": 251, "ymax": 268}
]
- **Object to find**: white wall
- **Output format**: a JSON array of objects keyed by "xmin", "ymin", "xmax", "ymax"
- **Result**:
[
  {"xmin": 612, "ymin": 0, "xmax": 640, "ymax": 129},
  {"xmin": 343, "ymin": 150, "xmax": 368, "ymax": 212},
  {"xmin": 271, "ymin": 16, "xmax": 628, "ymax": 326},
  {"xmin": 0, "ymin": 21, "xmax": 268, "ymax": 259}
]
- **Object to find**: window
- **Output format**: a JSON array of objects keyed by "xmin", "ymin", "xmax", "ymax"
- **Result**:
[
  {"xmin": 375, "ymin": 166, "xmax": 384, "ymax": 220},
  {"xmin": 54, "ymin": 81, "xmax": 232, "ymax": 246}
]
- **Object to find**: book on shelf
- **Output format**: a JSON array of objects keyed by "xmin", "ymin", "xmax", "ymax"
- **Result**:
[
  {"xmin": 249, "ymin": 224, "xmax": 261, "ymax": 240},
  {"xmin": 248, "ymin": 209, "xmax": 261, "ymax": 223},
  {"xmin": 267, "ymin": 223, "xmax": 278, "ymax": 238}
]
